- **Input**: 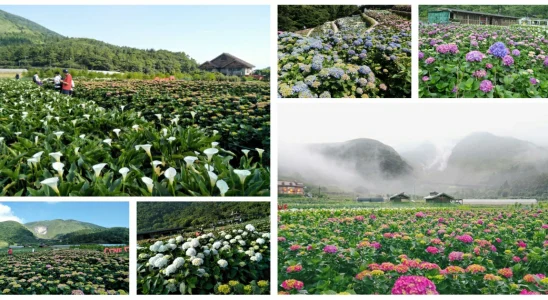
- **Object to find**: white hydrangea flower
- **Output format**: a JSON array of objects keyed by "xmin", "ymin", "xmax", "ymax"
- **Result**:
[
  {"xmin": 242, "ymin": 232, "xmax": 248, "ymax": 237},
  {"xmin": 223, "ymin": 241, "xmax": 229, "ymax": 246},
  {"xmin": 262, "ymin": 233, "xmax": 270, "ymax": 239},
  {"xmin": 149, "ymin": 241, "xmax": 163, "ymax": 252},
  {"xmin": 182, "ymin": 242, "xmax": 191, "ymax": 250},
  {"xmin": 204, "ymin": 249, "xmax": 211, "ymax": 255},
  {"xmin": 176, "ymin": 236, "xmax": 184, "ymax": 243},
  {"xmin": 254, "ymin": 253, "xmax": 263, "ymax": 262},
  {"xmin": 168, "ymin": 238, "xmax": 176, "ymax": 244},
  {"xmin": 225, "ymin": 235, "xmax": 232, "ymax": 240},
  {"xmin": 239, "ymin": 261, "xmax": 246, "ymax": 267},
  {"xmin": 158, "ymin": 245, "xmax": 168, "ymax": 253},
  {"xmin": 217, "ymin": 259, "xmax": 228, "ymax": 268},
  {"xmin": 197, "ymin": 268, "xmax": 206, "ymax": 277},
  {"xmin": 235, "ymin": 235, "xmax": 242, "ymax": 240},
  {"xmin": 148, "ymin": 254, "xmax": 163, "ymax": 266},
  {"xmin": 212, "ymin": 242, "xmax": 221, "ymax": 249},
  {"xmin": 230, "ymin": 239, "xmax": 236, "ymax": 244},
  {"xmin": 168, "ymin": 243, "xmax": 177, "ymax": 250},
  {"xmin": 232, "ymin": 229, "xmax": 237, "ymax": 233},
  {"xmin": 254, "ymin": 246, "xmax": 259, "ymax": 250},
  {"xmin": 245, "ymin": 224, "xmax": 255, "ymax": 232},
  {"xmin": 212, "ymin": 249, "xmax": 218, "ymax": 255},
  {"xmin": 239, "ymin": 240, "xmax": 246, "ymax": 246},
  {"xmin": 154, "ymin": 256, "xmax": 169, "ymax": 268},
  {"xmin": 203, "ymin": 245, "xmax": 209, "ymax": 250},
  {"xmin": 197, "ymin": 253, "xmax": 205, "ymax": 259},
  {"xmin": 256, "ymin": 238, "xmax": 265, "ymax": 245},
  {"xmin": 190, "ymin": 239, "xmax": 200, "ymax": 248},
  {"xmin": 164, "ymin": 264, "xmax": 178, "ymax": 276},
  {"xmin": 186, "ymin": 248, "xmax": 197, "ymax": 257},
  {"xmin": 221, "ymin": 245, "xmax": 231, "ymax": 252},
  {"xmin": 191, "ymin": 258, "xmax": 203, "ymax": 266},
  {"xmin": 173, "ymin": 257, "xmax": 185, "ymax": 268},
  {"xmin": 238, "ymin": 229, "xmax": 243, "ymax": 233}
]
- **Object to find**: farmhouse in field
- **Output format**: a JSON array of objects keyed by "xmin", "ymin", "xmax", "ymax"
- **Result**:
[
  {"xmin": 519, "ymin": 17, "xmax": 548, "ymax": 27},
  {"xmin": 389, "ymin": 192, "xmax": 410, "ymax": 202},
  {"xmin": 278, "ymin": 181, "xmax": 305, "ymax": 195},
  {"xmin": 424, "ymin": 191, "xmax": 461, "ymax": 203},
  {"xmin": 428, "ymin": 8, "xmax": 520, "ymax": 26},
  {"xmin": 199, "ymin": 53, "xmax": 255, "ymax": 76},
  {"xmin": 356, "ymin": 197, "xmax": 384, "ymax": 203}
]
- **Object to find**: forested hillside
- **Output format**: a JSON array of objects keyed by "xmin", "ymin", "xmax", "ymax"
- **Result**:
[
  {"xmin": 0, "ymin": 9, "xmax": 198, "ymax": 73},
  {"xmin": 137, "ymin": 202, "xmax": 270, "ymax": 231},
  {"xmin": 58, "ymin": 227, "xmax": 129, "ymax": 244}
]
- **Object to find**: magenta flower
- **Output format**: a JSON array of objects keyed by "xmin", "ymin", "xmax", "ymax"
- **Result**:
[
  {"xmin": 425, "ymin": 57, "xmax": 435, "ymax": 64},
  {"xmin": 419, "ymin": 52, "xmax": 424, "ymax": 59},
  {"xmin": 422, "ymin": 76, "xmax": 429, "ymax": 82},
  {"xmin": 513, "ymin": 256, "xmax": 521, "ymax": 263},
  {"xmin": 520, "ymin": 289, "xmax": 541, "ymax": 295},
  {"xmin": 371, "ymin": 242, "xmax": 381, "ymax": 249},
  {"xmin": 530, "ymin": 78, "xmax": 539, "ymax": 85},
  {"xmin": 457, "ymin": 234, "xmax": 474, "ymax": 244},
  {"xmin": 415, "ymin": 212, "xmax": 426, "ymax": 218},
  {"xmin": 449, "ymin": 251, "xmax": 464, "ymax": 261},
  {"xmin": 426, "ymin": 246, "xmax": 439, "ymax": 254},
  {"xmin": 323, "ymin": 245, "xmax": 337, "ymax": 254},
  {"xmin": 479, "ymin": 80, "xmax": 494, "ymax": 93},
  {"xmin": 517, "ymin": 240, "xmax": 527, "ymax": 248},
  {"xmin": 486, "ymin": 63, "xmax": 493, "ymax": 69},
  {"xmin": 436, "ymin": 43, "xmax": 459, "ymax": 54},
  {"xmin": 472, "ymin": 69, "xmax": 487, "ymax": 78},
  {"xmin": 391, "ymin": 276, "xmax": 439, "ymax": 295}
]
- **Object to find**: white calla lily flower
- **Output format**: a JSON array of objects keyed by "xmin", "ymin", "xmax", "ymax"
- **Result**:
[
  {"xmin": 203, "ymin": 148, "xmax": 218, "ymax": 162},
  {"xmin": 92, "ymin": 163, "xmax": 108, "ymax": 177},
  {"xmin": 49, "ymin": 152, "xmax": 63, "ymax": 162},
  {"xmin": 119, "ymin": 167, "xmax": 130, "ymax": 181},
  {"xmin": 208, "ymin": 171, "xmax": 218, "ymax": 187},
  {"xmin": 216, "ymin": 180, "xmax": 229, "ymax": 197},
  {"xmin": 184, "ymin": 156, "xmax": 198, "ymax": 168},
  {"xmin": 136, "ymin": 144, "xmax": 152, "ymax": 159},
  {"xmin": 113, "ymin": 129, "xmax": 121, "ymax": 137},
  {"xmin": 103, "ymin": 139, "xmax": 112, "ymax": 146},
  {"xmin": 41, "ymin": 177, "xmax": 60, "ymax": 195},
  {"xmin": 141, "ymin": 177, "xmax": 154, "ymax": 193},
  {"xmin": 32, "ymin": 151, "xmax": 44, "ymax": 163},
  {"xmin": 164, "ymin": 167, "xmax": 177, "ymax": 185},
  {"xmin": 52, "ymin": 162, "xmax": 65, "ymax": 177},
  {"xmin": 234, "ymin": 169, "xmax": 251, "ymax": 185}
]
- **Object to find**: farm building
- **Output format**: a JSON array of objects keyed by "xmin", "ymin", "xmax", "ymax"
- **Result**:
[
  {"xmin": 199, "ymin": 53, "xmax": 255, "ymax": 76},
  {"xmin": 389, "ymin": 192, "xmax": 410, "ymax": 202},
  {"xmin": 519, "ymin": 17, "xmax": 548, "ymax": 27},
  {"xmin": 424, "ymin": 191, "xmax": 461, "ymax": 203},
  {"xmin": 278, "ymin": 181, "xmax": 305, "ymax": 195},
  {"xmin": 356, "ymin": 197, "xmax": 384, "ymax": 203},
  {"xmin": 428, "ymin": 8, "xmax": 520, "ymax": 26}
]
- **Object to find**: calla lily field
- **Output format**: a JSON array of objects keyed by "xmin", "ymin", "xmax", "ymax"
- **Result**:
[
  {"xmin": 278, "ymin": 204, "xmax": 548, "ymax": 295},
  {"xmin": 137, "ymin": 222, "xmax": 270, "ymax": 295},
  {"xmin": 0, "ymin": 80, "xmax": 270, "ymax": 196}
]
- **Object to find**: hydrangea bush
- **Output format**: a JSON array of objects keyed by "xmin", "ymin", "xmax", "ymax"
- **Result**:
[
  {"xmin": 137, "ymin": 223, "xmax": 270, "ymax": 295},
  {"xmin": 278, "ymin": 9, "xmax": 411, "ymax": 98},
  {"xmin": 420, "ymin": 23, "xmax": 548, "ymax": 98},
  {"xmin": 278, "ymin": 205, "xmax": 548, "ymax": 294},
  {"xmin": 0, "ymin": 250, "xmax": 129, "ymax": 295}
]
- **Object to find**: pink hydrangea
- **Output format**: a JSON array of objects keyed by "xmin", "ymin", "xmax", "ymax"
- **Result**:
[
  {"xmin": 457, "ymin": 234, "xmax": 474, "ymax": 244},
  {"xmin": 517, "ymin": 240, "xmax": 527, "ymax": 248},
  {"xmin": 391, "ymin": 276, "xmax": 439, "ymax": 295},
  {"xmin": 449, "ymin": 251, "xmax": 464, "ymax": 261},
  {"xmin": 415, "ymin": 212, "xmax": 426, "ymax": 218},
  {"xmin": 323, "ymin": 245, "xmax": 337, "ymax": 254},
  {"xmin": 426, "ymin": 246, "xmax": 440, "ymax": 254}
]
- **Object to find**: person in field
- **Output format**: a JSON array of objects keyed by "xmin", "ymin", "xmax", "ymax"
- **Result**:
[
  {"xmin": 70, "ymin": 77, "xmax": 75, "ymax": 96},
  {"xmin": 7, "ymin": 247, "xmax": 13, "ymax": 259},
  {"xmin": 15, "ymin": 73, "xmax": 20, "ymax": 80},
  {"xmin": 32, "ymin": 73, "xmax": 43, "ymax": 86},
  {"xmin": 54, "ymin": 72, "xmax": 62, "ymax": 92},
  {"xmin": 60, "ymin": 69, "xmax": 72, "ymax": 95}
]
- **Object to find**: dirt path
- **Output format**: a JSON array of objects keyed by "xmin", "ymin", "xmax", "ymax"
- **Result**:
[
  {"xmin": 331, "ymin": 21, "xmax": 339, "ymax": 33},
  {"xmin": 362, "ymin": 13, "xmax": 379, "ymax": 33}
]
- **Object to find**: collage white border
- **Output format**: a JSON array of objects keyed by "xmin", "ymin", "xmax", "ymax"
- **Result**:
[{"xmin": 1, "ymin": 0, "xmax": 547, "ymax": 299}]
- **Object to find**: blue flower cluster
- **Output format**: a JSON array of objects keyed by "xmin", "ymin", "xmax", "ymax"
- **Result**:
[{"xmin": 489, "ymin": 42, "xmax": 508, "ymax": 58}]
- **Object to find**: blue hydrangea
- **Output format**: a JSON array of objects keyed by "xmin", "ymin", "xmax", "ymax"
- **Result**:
[
  {"xmin": 348, "ymin": 50, "xmax": 356, "ymax": 55},
  {"xmin": 342, "ymin": 44, "xmax": 349, "ymax": 49},
  {"xmin": 357, "ymin": 78, "xmax": 368, "ymax": 87},
  {"xmin": 304, "ymin": 75, "xmax": 317, "ymax": 86},
  {"xmin": 292, "ymin": 81, "xmax": 308, "ymax": 93},
  {"xmin": 298, "ymin": 90, "xmax": 315, "ymax": 98},
  {"xmin": 365, "ymin": 41, "xmax": 373, "ymax": 48},
  {"xmin": 489, "ymin": 42, "xmax": 508, "ymax": 58},
  {"xmin": 390, "ymin": 55, "xmax": 397, "ymax": 61},
  {"xmin": 359, "ymin": 53, "xmax": 367, "ymax": 59},
  {"xmin": 358, "ymin": 66, "xmax": 371, "ymax": 75},
  {"xmin": 309, "ymin": 38, "xmax": 323, "ymax": 49},
  {"xmin": 328, "ymin": 67, "xmax": 345, "ymax": 79}
]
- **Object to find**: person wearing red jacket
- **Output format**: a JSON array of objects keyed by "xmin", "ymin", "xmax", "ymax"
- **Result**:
[{"xmin": 61, "ymin": 69, "xmax": 72, "ymax": 95}]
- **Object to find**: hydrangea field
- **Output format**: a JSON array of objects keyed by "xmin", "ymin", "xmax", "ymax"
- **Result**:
[
  {"xmin": 0, "ymin": 250, "xmax": 129, "ymax": 295},
  {"xmin": 278, "ymin": 9, "xmax": 411, "ymax": 98},
  {"xmin": 0, "ymin": 80, "xmax": 270, "ymax": 196},
  {"xmin": 137, "ymin": 223, "xmax": 270, "ymax": 295},
  {"xmin": 278, "ymin": 205, "xmax": 548, "ymax": 295},
  {"xmin": 420, "ymin": 24, "xmax": 548, "ymax": 98}
]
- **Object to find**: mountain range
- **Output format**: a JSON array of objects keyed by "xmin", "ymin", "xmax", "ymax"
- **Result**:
[
  {"xmin": 279, "ymin": 132, "xmax": 548, "ymax": 198},
  {"xmin": 0, "ymin": 9, "xmax": 198, "ymax": 73},
  {"xmin": 0, "ymin": 219, "xmax": 128, "ymax": 247}
]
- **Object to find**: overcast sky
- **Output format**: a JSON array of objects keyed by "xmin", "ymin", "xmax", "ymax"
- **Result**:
[{"xmin": 278, "ymin": 102, "xmax": 548, "ymax": 151}]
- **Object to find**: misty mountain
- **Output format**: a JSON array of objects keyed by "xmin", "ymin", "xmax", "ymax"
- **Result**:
[
  {"xmin": 24, "ymin": 219, "xmax": 105, "ymax": 240},
  {"xmin": 314, "ymin": 138, "xmax": 413, "ymax": 179},
  {"xmin": 401, "ymin": 142, "xmax": 445, "ymax": 171}
]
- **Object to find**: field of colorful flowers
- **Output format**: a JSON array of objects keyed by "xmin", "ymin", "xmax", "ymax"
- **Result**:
[
  {"xmin": 0, "ymin": 80, "xmax": 269, "ymax": 196},
  {"xmin": 420, "ymin": 24, "xmax": 548, "ymax": 98},
  {"xmin": 278, "ymin": 9, "xmax": 411, "ymax": 98},
  {"xmin": 137, "ymin": 223, "xmax": 270, "ymax": 295},
  {"xmin": 0, "ymin": 249, "xmax": 129, "ymax": 295},
  {"xmin": 278, "ymin": 205, "xmax": 548, "ymax": 294}
]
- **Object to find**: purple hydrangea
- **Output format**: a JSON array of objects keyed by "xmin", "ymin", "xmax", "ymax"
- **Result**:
[
  {"xmin": 489, "ymin": 42, "xmax": 508, "ymax": 58},
  {"xmin": 425, "ymin": 57, "xmax": 435, "ymax": 64},
  {"xmin": 292, "ymin": 82, "xmax": 309, "ymax": 93},
  {"xmin": 502, "ymin": 55, "xmax": 514, "ymax": 66},
  {"xmin": 419, "ymin": 51, "xmax": 424, "ymax": 59},
  {"xmin": 472, "ymin": 69, "xmax": 487, "ymax": 78},
  {"xmin": 391, "ymin": 276, "xmax": 439, "ymax": 295},
  {"xmin": 328, "ymin": 67, "xmax": 345, "ymax": 79},
  {"xmin": 486, "ymin": 63, "xmax": 493, "ymax": 69},
  {"xmin": 530, "ymin": 78, "xmax": 539, "ymax": 85},
  {"xmin": 323, "ymin": 245, "xmax": 338, "ymax": 254},
  {"xmin": 452, "ymin": 86, "xmax": 458, "ymax": 93},
  {"xmin": 436, "ymin": 44, "xmax": 459, "ymax": 54},
  {"xmin": 544, "ymin": 57, "xmax": 548, "ymax": 67},
  {"xmin": 479, "ymin": 80, "xmax": 494, "ymax": 93},
  {"xmin": 512, "ymin": 49, "xmax": 520, "ymax": 56},
  {"xmin": 422, "ymin": 76, "xmax": 429, "ymax": 82},
  {"xmin": 466, "ymin": 51, "xmax": 485, "ymax": 62}
]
